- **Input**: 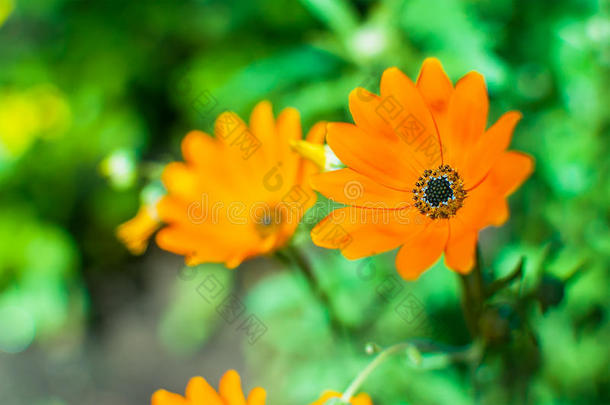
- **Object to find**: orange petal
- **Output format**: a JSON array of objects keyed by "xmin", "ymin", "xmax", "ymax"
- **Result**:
[
  {"xmin": 311, "ymin": 207, "xmax": 428, "ymax": 260},
  {"xmin": 349, "ymin": 88, "xmax": 403, "ymax": 142},
  {"xmin": 309, "ymin": 391, "xmax": 372, "ymax": 405},
  {"xmin": 395, "ymin": 221, "xmax": 449, "ymax": 280},
  {"xmin": 416, "ymin": 58, "xmax": 453, "ymax": 168},
  {"xmin": 416, "ymin": 57, "xmax": 453, "ymax": 123},
  {"xmin": 246, "ymin": 387, "xmax": 267, "ymax": 405},
  {"xmin": 219, "ymin": 370, "xmax": 247, "ymax": 405},
  {"xmin": 352, "ymin": 393, "xmax": 374, "ymax": 405},
  {"xmin": 116, "ymin": 205, "xmax": 160, "ymax": 255},
  {"xmin": 310, "ymin": 168, "xmax": 411, "ymax": 209},
  {"xmin": 151, "ymin": 389, "xmax": 188, "ymax": 405},
  {"xmin": 249, "ymin": 100, "xmax": 276, "ymax": 163},
  {"xmin": 155, "ymin": 225, "xmax": 255, "ymax": 268},
  {"xmin": 451, "ymin": 188, "xmax": 499, "ymax": 235},
  {"xmin": 462, "ymin": 111, "xmax": 522, "ymax": 187},
  {"xmin": 156, "ymin": 196, "xmax": 251, "ymax": 237},
  {"xmin": 452, "ymin": 151, "xmax": 532, "ymax": 234},
  {"xmin": 444, "ymin": 225, "xmax": 478, "ymax": 274},
  {"xmin": 213, "ymin": 112, "xmax": 265, "ymax": 182},
  {"xmin": 309, "ymin": 391, "xmax": 342, "ymax": 405},
  {"xmin": 379, "ymin": 67, "xmax": 443, "ymax": 169},
  {"xmin": 485, "ymin": 151, "xmax": 534, "ymax": 196},
  {"xmin": 186, "ymin": 377, "xmax": 224, "ymax": 405},
  {"xmin": 306, "ymin": 120, "xmax": 327, "ymax": 144},
  {"xmin": 349, "ymin": 87, "xmax": 440, "ymax": 175},
  {"xmin": 295, "ymin": 121, "xmax": 327, "ymax": 211},
  {"xmin": 155, "ymin": 226, "xmax": 211, "ymax": 259},
  {"xmin": 326, "ymin": 122, "xmax": 418, "ymax": 190},
  {"xmin": 275, "ymin": 107, "xmax": 302, "ymax": 186},
  {"xmin": 181, "ymin": 130, "xmax": 219, "ymax": 168},
  {"xmin": 446, "ymin": 72, "xmax": 489, "ymax": 173},
  {"xmin": 161, "ymin": 162, "xmax": 201, "ymax": 201}
]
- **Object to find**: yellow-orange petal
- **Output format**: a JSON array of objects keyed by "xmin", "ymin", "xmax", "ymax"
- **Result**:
[
  {"xmin": 326, "ymin": 122, "xmax": 418, "ymax": 190},
  {"xmin": 181, "ymin": 129, "xmax": 218, "ymax": 169},
  {"xmin": 446, "ymin": 71, "xmax": 489, "ymax": 175},
  {"xmin": 214, "ymin": 111, "xmax": 249, "ymax": 143},
  {"xmin": 219, "ymin": 369, "xmax": 247, "ymax": 405},
  {"xmin": 395, "ymin": 221, "xmax": 449, "ymax": 280},
  {"xmin": 444, "ymin": 226, "xmax": 478, "ymax": 274},
  {"xmin": 275, "ymin": 106, "xmax": 302, "ymax": 187},
  {"xmin": 246, "ymin": 387, "xmax": 267, "ymax": 405},
  {"xmin": 249, "ymin": 100, "xmax": 276, "ymax": 162},
  {"xmin": 155, "ymin": 225, "xmax": 239, "ymax": 266},
  {"xmin": 310, "ymin": 168, "xmax": 411, "ymax": 209},
  {"xmin": 116, "ymin": 205, "xmax": 161, "ymax": 255},
  {"xmin": 351, "ymin": 393, "xmax": 374, "ymax": 405},
  {"xmin": 463, "ymin": 111, "xmax": 522, "ymax": 187},
  {"xmin": 151, "ymin": 389, "xmax": 188, "ymax": 405},
  {"xmin": 161, "ymin": 162, "xmax": 201, "ymax": 200},
  {"xmin": 213, "ymin": 111, "xmax": 266, "ymax": 183},
  {"xmin": 311, "ymin": 207, "xmax": 428, "ymax": 260},
  {"xmin": 186, "ymin": 376, "xmax": 224, "ymax": 405}
]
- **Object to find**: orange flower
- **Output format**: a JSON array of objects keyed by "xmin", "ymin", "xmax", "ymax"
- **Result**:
[
  {"xmin": 156, "ymin": 101, "xmax": 325, "ymax": 268},
  {"xmin": 310, "ymin": 391, "xmax": 373, "ymax": 405},
  {"xmin": 151, "ymin": 370, "xmax": 266, "ymax": 405},
  {"xmin": 311, "ymin": 58, "xmax": 533, "ymax": 279}
]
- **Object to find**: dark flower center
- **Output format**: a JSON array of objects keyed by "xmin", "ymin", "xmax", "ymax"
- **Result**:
[
  {"xmin": 423, "ymin": 176, "xmax": 454, "ymax": 207},
  {"xmin": 253, "ymin": 205, "xmax": 285, "ymax": 238},
  {"xmin": 412, "ymin": 165, "xmax": 467, "ymax": 219}
]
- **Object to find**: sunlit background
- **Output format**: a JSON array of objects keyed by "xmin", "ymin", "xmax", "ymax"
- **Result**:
[{"xmin": 0, "ymin": 0, "xmax": 608, "ymax": 404}]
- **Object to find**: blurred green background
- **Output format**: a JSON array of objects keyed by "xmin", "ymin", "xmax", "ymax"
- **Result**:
[{"xmin": 0, "ymin": 0, "xmax": 608, "ymax": 404}]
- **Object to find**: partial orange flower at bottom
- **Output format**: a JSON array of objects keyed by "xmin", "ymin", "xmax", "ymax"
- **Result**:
[
  {"xmin": 152, "ymin": 370, "xmax": 265, "ymax": 405},
  {"xmin": 151, "ymin": 371, "xmax": 373, "ymax": 405},
  {"xmin": 310, "ymin": 391, "xmax": 373, "ymax": 405}
]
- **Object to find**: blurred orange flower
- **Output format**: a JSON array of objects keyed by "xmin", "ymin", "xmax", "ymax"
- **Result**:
[
  {"xmin": 310, "ymin": 390, "xmax": 373, "ymax": 405},
  {"xmin": 156, "ymin": 101, "xmax": 325, "ymax": 268},
  {"xmin": 311, "ymin": 58, "xmax": 533, "ymax": 279},
  {"xmin": 151, "ymin": 370, "xmax": 265, "ymax": 405}
]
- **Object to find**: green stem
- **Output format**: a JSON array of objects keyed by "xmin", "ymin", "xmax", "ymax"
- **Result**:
[
  {"xmin": 341, "ymin": 342, "xmax": 411, "ymax": 402},
  {"xmin": 278, "ymin": 245, "xmax": 345, "ymax": 336},
  {"xmin": 458, "ymin": 245, "xmax": 485, "ymax": 337},
  {"xmin": 341, "ymin": 340, "xmax": 481, "ymax": 402}
]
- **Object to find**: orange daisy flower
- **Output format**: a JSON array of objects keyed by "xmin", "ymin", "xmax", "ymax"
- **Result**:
[
  {"xmin": 311, "ymin": 58, "xmax": 533, "ymax": 279},
  {"xmin": 151, "ymin": 370, "xmax": 266, "ymax": 405},
  {"xmin": 156, "ymin": 101, "xmax": 325, "ymax": 268},
  {"xmin": 310, "ymin": 391, "xmax": 373, "ymax": 405}
]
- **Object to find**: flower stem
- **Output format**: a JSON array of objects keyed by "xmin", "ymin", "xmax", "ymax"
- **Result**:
[
  {"xmin": 341, "ymin": 340, "xmax": 481, "ymax": 402},
  {"xmin": 277, "ymin": 245, "xmax": 345, "ymax": 336},
  {"xmin": 341, "ymin": 342, "xmax": 410, "ymax": 402},
  {"xmin": 458, "ymin": 245, "xmax": 485, "ymax": 337}
]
